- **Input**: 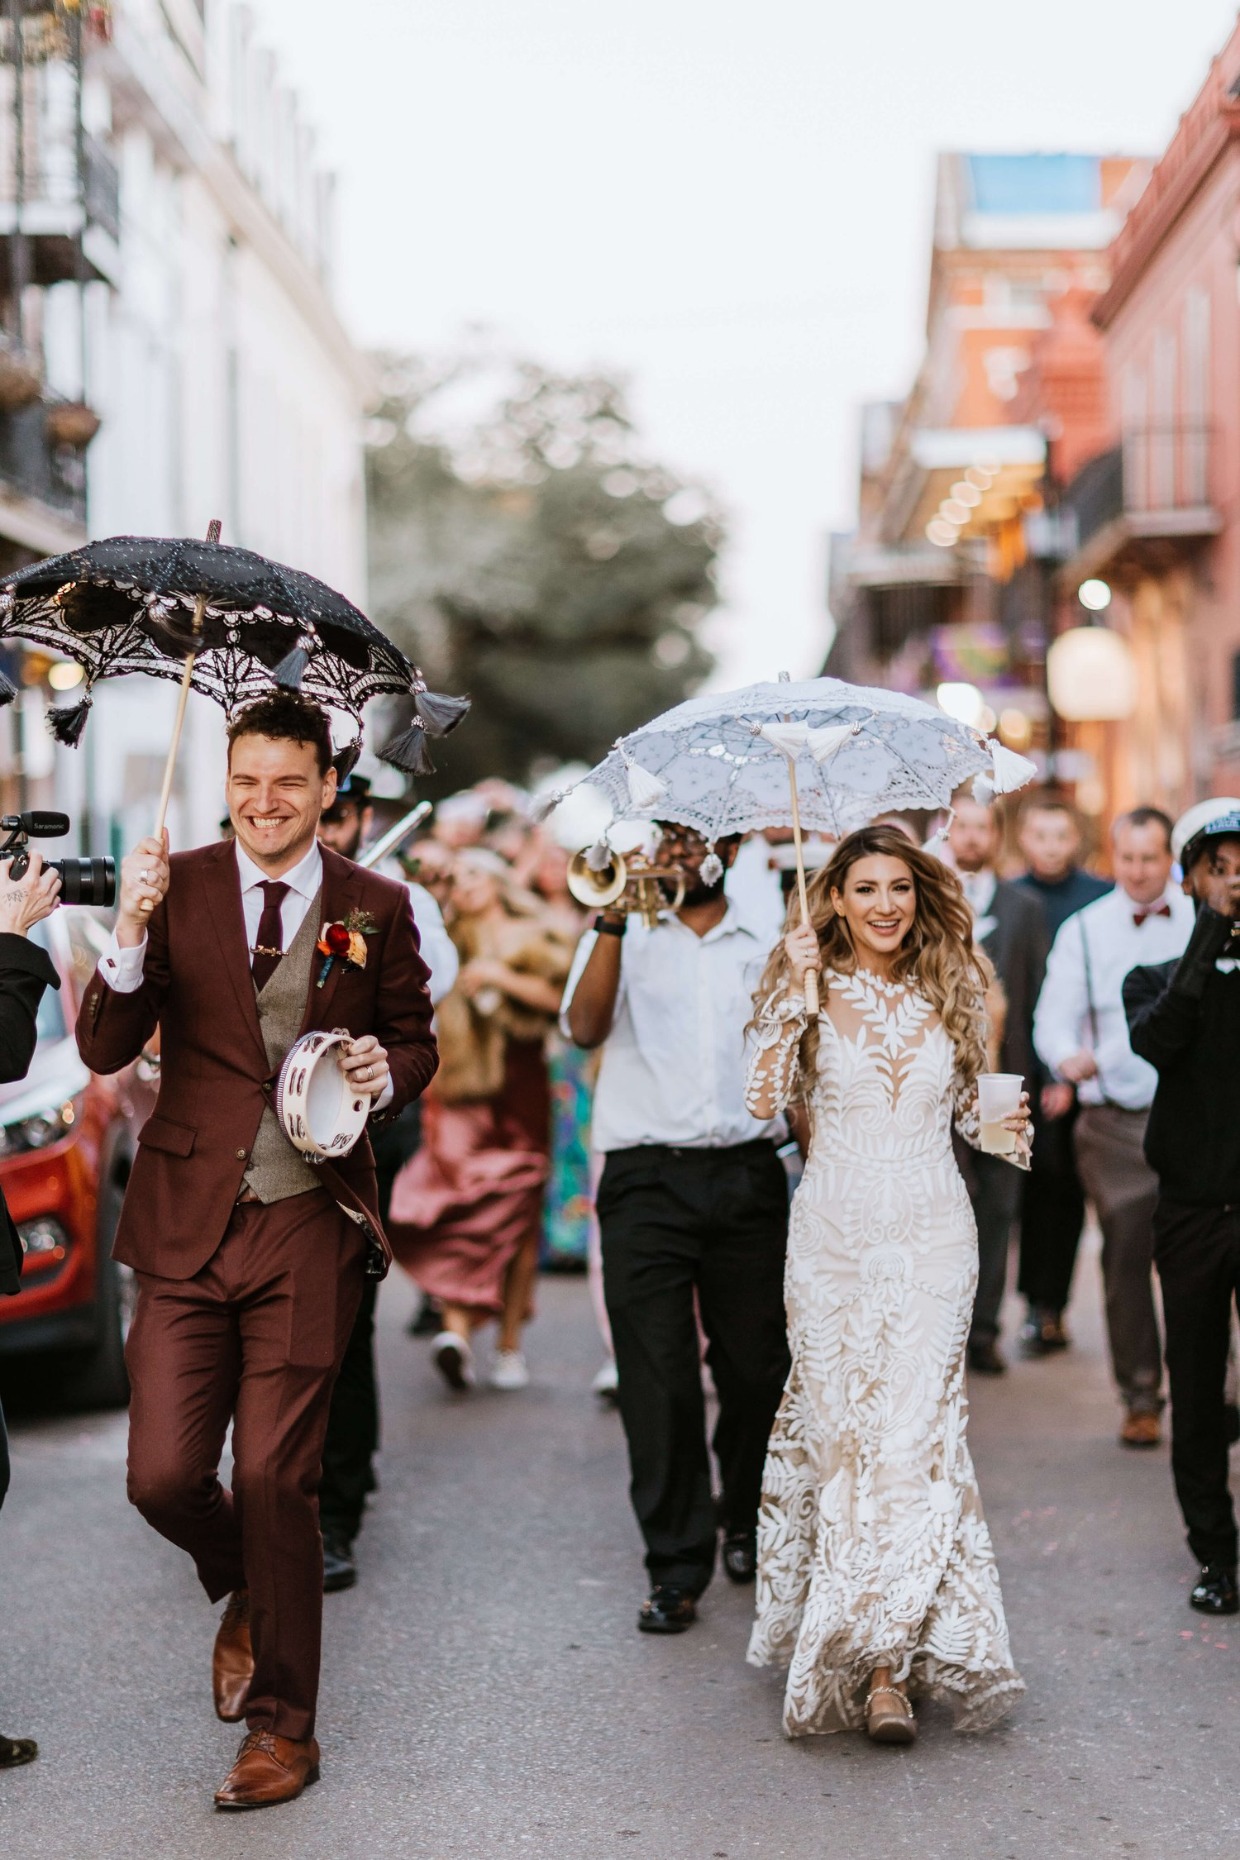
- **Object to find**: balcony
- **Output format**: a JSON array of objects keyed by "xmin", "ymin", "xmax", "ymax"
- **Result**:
[
  {"xmin": 0, "ymin": 130, "xmax": 119, "ymax": 287},
  {"xmin": 1060, "ymin": 425, "xmax": 1222, "ymax": 583},
  {"xmin": 0, "ymin": 398, "xmax": 86, "ymax": 556}
]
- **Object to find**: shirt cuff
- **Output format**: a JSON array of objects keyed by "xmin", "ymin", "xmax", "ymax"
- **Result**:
[
  {"xmin": 370, "ymin": 1079, "xmax": 395, "ymax": 1114},
  {"xmin": 99, "ymin": 933, "xmax": 148, "ymax": 995}
]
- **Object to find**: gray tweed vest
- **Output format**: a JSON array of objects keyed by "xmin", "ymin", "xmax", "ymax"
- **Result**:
[{"xmin": 243, "ymin": 889, "xmax": 323, "ymax": 1203}]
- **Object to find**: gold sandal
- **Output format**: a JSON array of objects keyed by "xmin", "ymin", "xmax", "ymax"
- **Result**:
[{"xmin": 865, "ymin": 1684, "xmax": 916, "ymax": 1746}]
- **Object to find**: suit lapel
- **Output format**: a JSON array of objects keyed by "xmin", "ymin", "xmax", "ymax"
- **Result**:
[
  {"xmin": 200, "ymin": 842, "xmax": 269, "ymax": 1067},
  {"xmin": 298, "ymin": 846, "xmax": 362, "ymax": 1035}
]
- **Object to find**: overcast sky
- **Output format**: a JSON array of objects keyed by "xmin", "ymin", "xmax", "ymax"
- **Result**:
[{"xmin": 248, "ymin": 0, "xmax": 1240, "ymax": 687}]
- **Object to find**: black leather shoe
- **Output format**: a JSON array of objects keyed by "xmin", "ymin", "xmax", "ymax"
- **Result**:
[
  {"xmin": 722, "ymin": 1532, "xmax": 757, "ymax": 1584},
  {"xmin": 1020, "ymin": 1308, "xmax": 1069, "ymax": 1357},
  {"xmin": 321, "ymin": 1527, "xmax": 357, "ymax": 1594},
  {"xmin": 637, "ymin": 1586, "xmax": 696, "ymax": 1634},
  {"xmin": 1190, "ymin": 1565, "xmax": 1239, "ymax": 1615},
  {"xmin": 968, "ymin": 1340, "xmax": 1007, "ymax": 1376}
]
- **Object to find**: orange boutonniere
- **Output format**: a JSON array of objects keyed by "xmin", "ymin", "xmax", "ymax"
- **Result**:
[{"xmin": 316, "ymin": 909, "xmax": 377, "ymax": 988}]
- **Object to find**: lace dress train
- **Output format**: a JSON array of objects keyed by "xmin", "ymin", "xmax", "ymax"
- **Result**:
[{"xmin": 745, "ymin": 970, "xmax": 1024, "ymax": 1736}]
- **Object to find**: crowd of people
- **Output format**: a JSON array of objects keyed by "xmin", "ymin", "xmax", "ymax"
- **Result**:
[{"xmin": 4, "ymin": 688, "xmax": 1240, "ymax": 1805}]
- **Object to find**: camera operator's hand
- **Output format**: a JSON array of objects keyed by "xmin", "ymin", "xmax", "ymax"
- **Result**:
[
  {"xmin": 0, "ymin": 852, "xmax": 60, "ymax": 937},
  {"xmin": 117, "ymin": 831, "xmax": 170, "ymax": 946}
]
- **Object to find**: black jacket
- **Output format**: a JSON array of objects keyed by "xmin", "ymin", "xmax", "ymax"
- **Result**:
[
  {"xmin": 0, "ymin": 932, "xmax": 60, "ymax": 1296},
  {"xmin": 980, "ymin": 879, "xmax": 1049, "ymax": 1086},
  {"xmin": 1123, "ymin": 906, "xmax": 1240, "ymax": 1207}
]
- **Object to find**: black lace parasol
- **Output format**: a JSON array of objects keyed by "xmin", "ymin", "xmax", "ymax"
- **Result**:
[{"xmin": 0, "ymin": 532, "xmax": 469, "ymax": 776}]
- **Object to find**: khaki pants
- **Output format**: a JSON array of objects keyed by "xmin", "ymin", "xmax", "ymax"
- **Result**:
[{"xmin": 1073, "ymin": 1104, "xmax": 1163, "ymax": 1415}]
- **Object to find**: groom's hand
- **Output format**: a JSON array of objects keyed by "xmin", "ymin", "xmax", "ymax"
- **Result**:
[
  {"xmin": 341, "ymin": 1033, "xmax": 390, "ymax": 1101},
  {"xmin": 117, "ymin": 831, "xmax": 170, "ymax": 945}
]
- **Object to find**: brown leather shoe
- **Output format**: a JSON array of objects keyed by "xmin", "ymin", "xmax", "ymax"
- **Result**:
[
  {"xmin": 213, "ymin": 1590, "xmax": 253, "ymax": 1723},
  {"xmin": 1120, "ymin": 1410, "xmax": 1162, "ymax": 1449},
  {"xmin": 214, "ymin": 1729, "xmax": 320, "ymax": 1810}
]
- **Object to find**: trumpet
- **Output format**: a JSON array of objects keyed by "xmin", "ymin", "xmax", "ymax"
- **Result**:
[{"xmin": 567, "ymin": 846, "xmax": 687, "ymax": 928}]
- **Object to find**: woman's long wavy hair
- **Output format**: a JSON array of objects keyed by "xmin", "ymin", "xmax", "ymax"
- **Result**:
[{"xmin": 751, "ymin": 824, "xmax": 992, "ymax": 1093}]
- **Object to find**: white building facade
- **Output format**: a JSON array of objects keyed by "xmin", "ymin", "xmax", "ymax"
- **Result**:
[{"xmin": 0, "ymin": 0, "xmax": 370, "ymax": 851}]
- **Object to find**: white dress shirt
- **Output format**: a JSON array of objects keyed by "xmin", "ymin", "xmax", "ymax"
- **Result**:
[
  {"xmin": 1033, "ymin": 884, "xmax": 1195, "ymax": 1109},
  {"xmin": 388, "ymin": 872, "xmax": 457, "ymax": 1007},
  {"xmin": 560, "ymin": 903, "xmax": 784, "ymax": 1151},
  {"xmin": 957, "ymin": 867, "xmax": 998, "ymax": 942}
]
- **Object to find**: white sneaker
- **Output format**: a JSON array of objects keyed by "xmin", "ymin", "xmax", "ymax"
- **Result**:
[
  {"xmin": 489, "ymin": 1349, "xmax": 530, "ymax": 1391},
  {"xmin": 431, "ymin": 1331, "xmax": 475, "ymax": 1391},
  {"xmin": 591, "ymin": 1358, "xmax": 619, "ymax": 1401}
]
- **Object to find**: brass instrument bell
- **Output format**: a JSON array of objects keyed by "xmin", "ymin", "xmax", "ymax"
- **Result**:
[{"xmin": 567, "ymin": 847, "xmax": 687, "ymax": 928}]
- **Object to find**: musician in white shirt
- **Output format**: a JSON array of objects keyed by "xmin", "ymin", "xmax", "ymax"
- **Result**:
[
  {"xmin": 1033, "ymin": 807, "xmax": 1193, "ymax": 1446},
  {"xmin": 562, "ymin": 823, "xmax": 790, "ymax": 1635}
]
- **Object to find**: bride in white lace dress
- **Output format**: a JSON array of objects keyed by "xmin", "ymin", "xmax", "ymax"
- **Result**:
[{"xmin": 744, "ymin": 825, "xmax": 1029, "ymax": 1746}]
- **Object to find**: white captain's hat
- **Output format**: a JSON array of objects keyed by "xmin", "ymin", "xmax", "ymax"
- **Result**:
[{"xmin": 1172, "ymin": 797, "xmax": 1240, "ymax": 869}]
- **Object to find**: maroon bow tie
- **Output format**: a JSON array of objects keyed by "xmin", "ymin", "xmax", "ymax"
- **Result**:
[{"xmin": 1133, "ymin": 903, "xmax": 1172, "ymax": 926}]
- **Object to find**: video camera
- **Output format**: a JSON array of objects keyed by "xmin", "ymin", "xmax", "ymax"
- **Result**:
[{"xmin": 0, "ymin": 812, "xmax": 116, "ymax": 908}]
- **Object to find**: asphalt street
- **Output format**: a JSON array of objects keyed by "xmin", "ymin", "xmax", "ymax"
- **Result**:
[{"xmin": 2, "ymin": 1238, "xmax": 1238, "ymax": 1860}]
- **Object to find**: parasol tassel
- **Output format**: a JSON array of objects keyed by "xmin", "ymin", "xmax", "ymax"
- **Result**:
[
  {"xmin": 379, "ymin": 720, "xmax": 435, "ymax": 777},
  {"xmin": 617, "ymin": 742, "xmax": 668, "ymax": 810},
  {"xmin": 988, "ymin": 742, "xmax": 1038, "ymax": 795},
  {"xmin": 47, "ymin": 694, "xmax": 92, "ymax": 747},
  {"xmin": 272, "ymin": 643, "xmax": 310, "ymax": 691},
  {"xmin": 332, "ymin": 739, "xmax": 362, "ymax": 782},
  {"xmin": 414, "ymin": 689, "xmax": 471, "ymax": 738},
  {"xmin": 0, "ymin": 666, "xmax": 16, "ymax": 706}
]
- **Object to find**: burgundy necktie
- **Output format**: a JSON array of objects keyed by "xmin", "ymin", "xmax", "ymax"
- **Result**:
[
  {"xmin": 1133, "ymin": 903, "xmax": 1172, "ymax": 927},
  {"xmin": 251, "ymin": 880, "xmax": 290, "ymax": 991}
]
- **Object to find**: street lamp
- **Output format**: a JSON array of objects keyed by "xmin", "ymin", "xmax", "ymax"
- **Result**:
[{"xmin": 1046, "ymin": 625, "xmax": 1137, "ymax": 722}]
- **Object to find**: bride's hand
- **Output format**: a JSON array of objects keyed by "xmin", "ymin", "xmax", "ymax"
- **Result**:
[
  {"xmin": 784, "ymin": 923, "xmax": 822, "ymax": 989},
  {"xmin": 1003, "ymin": 1091, "xmax": 1033, "ymax": 1153}
]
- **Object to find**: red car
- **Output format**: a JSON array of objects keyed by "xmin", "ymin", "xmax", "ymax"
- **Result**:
[{"xmin": 0, "ymin": 908, "xmax": 155, "ymax": 1407}]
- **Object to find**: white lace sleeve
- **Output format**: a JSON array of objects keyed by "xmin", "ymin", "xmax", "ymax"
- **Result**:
[
  {"xmin": 954, "ymin": 1077, "xmax": 1031, "ymax": 1172},
  {"xmin": 746, "ymin": 989, "xmax": 809, "ymax": 1119}
]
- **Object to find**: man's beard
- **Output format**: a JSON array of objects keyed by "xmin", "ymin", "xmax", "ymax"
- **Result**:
[{"xmin": 678, "ymin": 874, "xmax": 727, "ymax": 910}]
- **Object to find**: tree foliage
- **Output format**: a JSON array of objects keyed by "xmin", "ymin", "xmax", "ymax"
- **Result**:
[{"xmin": 366, "ymin": 354, "xmax": 721, "ymax": 790}]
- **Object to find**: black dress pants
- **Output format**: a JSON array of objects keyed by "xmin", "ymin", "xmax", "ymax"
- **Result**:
[
  {"xmin": 1018, "ymin": 1097, "xmax": 1087, "ymax": 1316},
  {"xmin": 1154, "ymin": 1197, "xmax": 1240, "ymax": 1569},
  {"xmin": 598, "ymin": 1141, "xmax": 790, "ymax": 1595},
  {"xmin": 0, "ymin": 1392, "xmax": 8, "ymax": 1514},
  {"xmin": 320, "ymin": 1102, "xmax": 421, "ymax": 1538}
]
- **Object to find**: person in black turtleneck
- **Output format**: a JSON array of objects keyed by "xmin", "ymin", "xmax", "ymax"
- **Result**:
[
  {"xmin": 1124, "ymin": 800, "xmax": 1240, "ymax": 1619},
  {"xmin": 1013, "ymin": 797, "xmax": 1111, "ymax": 1354}
]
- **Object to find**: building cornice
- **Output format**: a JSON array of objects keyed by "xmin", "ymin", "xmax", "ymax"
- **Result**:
[
  {"xmin": 1094, "ymin": 43, "xmax": 1240, "ymax": 327},
  {"xmin": 99, "ymin": 18, "xmax": 374, "ymax": 405}
]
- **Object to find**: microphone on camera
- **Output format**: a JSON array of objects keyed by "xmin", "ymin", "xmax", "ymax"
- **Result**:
[{"xmin": 20, "ymin": 812, "xmax": 70, "ymax": 839}]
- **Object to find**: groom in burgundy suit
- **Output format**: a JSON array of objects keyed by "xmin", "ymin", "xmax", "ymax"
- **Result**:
[{"xmin": 76, "ymin": 693, "xmax": 437, "ymax": 1810}]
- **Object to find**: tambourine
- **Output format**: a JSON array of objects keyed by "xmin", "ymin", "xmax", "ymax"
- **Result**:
[{"xmin": 275, "ymin": 1029, "xmax": 371, "ymax": 1162}]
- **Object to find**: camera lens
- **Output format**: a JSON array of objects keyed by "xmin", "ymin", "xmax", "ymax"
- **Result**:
[{"xmin": 48, "ymin": 858, "xmax": 116, "ymax": 908}]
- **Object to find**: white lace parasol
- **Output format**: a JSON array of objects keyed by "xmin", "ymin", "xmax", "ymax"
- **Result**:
[{"xmin": 541, "ymin": 676, "xmax": 1036, "ymax": 849}]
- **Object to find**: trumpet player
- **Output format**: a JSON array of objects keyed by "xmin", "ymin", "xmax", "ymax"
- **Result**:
[{"xmin": 563, "ymin": 822, "xmax": 791, "ymax": 1635}]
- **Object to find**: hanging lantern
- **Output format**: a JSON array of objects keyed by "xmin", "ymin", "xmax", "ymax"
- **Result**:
[{"xmin": 1046, "ymin": 625, "xmax": 1138, "ymax": 722}]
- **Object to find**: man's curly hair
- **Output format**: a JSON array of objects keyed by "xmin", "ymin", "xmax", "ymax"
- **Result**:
[{"xmin": 226, "ymin": 692, "xmax": 333, "ymax": 775}]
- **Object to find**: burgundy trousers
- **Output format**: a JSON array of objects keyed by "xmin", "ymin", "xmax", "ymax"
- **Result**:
[{"xmin": 125, "ymin": 1189, "xmax": 365, "ymax": 1741}]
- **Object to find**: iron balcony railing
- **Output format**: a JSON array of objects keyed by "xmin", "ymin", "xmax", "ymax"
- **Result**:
[
  {"xmin": 0, "ymin": 398, "xmax": 86, "ymax": 523},
  {"xmin": 82, "ymin": 133, "xmax": 119, "ymax": 240},
  {"xmin": 1063, "ymin": 425, "xmax": 1214, "ymax": 553}
]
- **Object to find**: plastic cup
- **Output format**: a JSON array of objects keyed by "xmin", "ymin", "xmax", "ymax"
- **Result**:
[{"xmin": 977, "ymin": 1072, "xmax": 1024, "ymax": 1156}]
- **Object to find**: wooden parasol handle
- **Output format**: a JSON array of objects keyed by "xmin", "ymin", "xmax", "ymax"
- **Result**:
[
  {"xmin": 141, "ymin": 518, "xmax": 222, "ymax": 911},
  {"xmin": 785, "ymin": 751, "xmax": 819, "ymax": 1017}
]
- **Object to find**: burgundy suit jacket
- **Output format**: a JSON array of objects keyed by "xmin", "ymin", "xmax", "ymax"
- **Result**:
[{"xmin": 75, "ymin": 840, "xmax": 438, "ymax": 1280}]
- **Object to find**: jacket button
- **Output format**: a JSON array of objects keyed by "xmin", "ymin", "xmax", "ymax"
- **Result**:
[{"xmin": 236, "ymin": 1148, "xmax": 247, "ymax": 1160}]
